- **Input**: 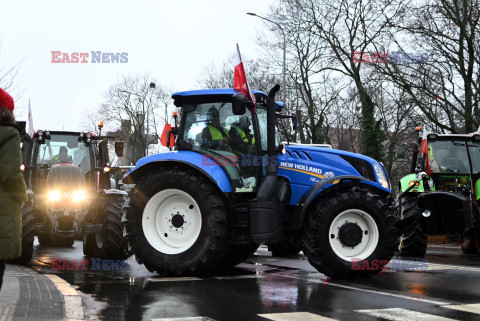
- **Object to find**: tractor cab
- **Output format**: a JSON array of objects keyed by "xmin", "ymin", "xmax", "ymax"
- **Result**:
[
  {"xmin": 426, "ymin": 135, "xmax": 480, "ymax": 197},
  {"xmin": 164, "ymin": 89, "xmax": 283, "ymax": 196}
]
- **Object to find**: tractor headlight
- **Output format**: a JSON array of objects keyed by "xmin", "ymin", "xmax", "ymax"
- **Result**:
[
  {"xmin": 72, "ymin": 190, "xmax": 87, "ymax": 203},
  {"xmin": 374, "ymin": 163, "xmax": 390, "ymax": 189},
  {"xmin": 48, "ymin": 190, "xmax": 61, "ymax": 202}
]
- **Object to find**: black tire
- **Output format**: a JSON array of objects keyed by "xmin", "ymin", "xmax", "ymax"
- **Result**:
[
  {"xmin": 213, "ymin": 243, "xmax": 259, "ymax": 270},
  {"xmin": 124, "ymin": 166, "xmax": 230, "ymax": 276},
  {"xmin": 267, "ymin": 238, "xmax": 303, "ymax": 256},
  {"xmin": 54, "ymin": 237, "xmax": 74, "ymax": 247},
  {"xmin": 82, "ymin": 195, "xmax": 128, "ymax": 259},
  {"xmin": 37, "ymin": 234, "xmax": 52, "ymax": 246},
  {"xmin": 398, "ymin": 195, "xmax": 427, "ymax": 257},
  {"xmin": 303, "ymin": 186, "xmax": 398, "ymax": 278},
  {"xmin": 461, "ymin": 236, "xmax": 478, "ymax": 255},
  {"xmin": 8, "ymin": 202, "xmax": 35, "ymax": 265}
]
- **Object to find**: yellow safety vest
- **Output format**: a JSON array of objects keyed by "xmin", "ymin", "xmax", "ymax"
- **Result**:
[
  {"xmin": 235, "ymin": 127, "xmax": 255, "ymax": 144},
  {"xmin": 208, "ymin": 126, "xmax": 230, "ymax": 140}
]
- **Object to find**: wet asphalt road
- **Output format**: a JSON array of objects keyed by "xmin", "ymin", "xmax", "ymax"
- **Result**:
[{"xmin": 30, "ymin": 240, "xmax": 480, "ymax": 321}]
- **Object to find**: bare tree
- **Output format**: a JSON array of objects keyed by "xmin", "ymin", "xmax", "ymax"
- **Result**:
[{"xmin": 94, "ymin": 74, "xmax": 172, "ymax": 165}]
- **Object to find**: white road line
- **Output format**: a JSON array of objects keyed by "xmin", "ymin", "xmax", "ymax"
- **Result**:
[
  {"xmin": 356, "ymin": 308, "xmax": 457, "ymax": 321},
  {"xmin": 276, "ymin": 274, "xmax": 449, "ymax": 305},
  {"xmin": 258, "ymin": 312, "xmax": 337, "ymax": 321},
  {"xmin": 0, "ymin": 306, "xmax": 14, "ymax": 321},
  {"xmin": 148, "ymin": 277, "xmax": 202, "ymax": 282},
  {"xmin": 45, "ymin": 274, "xmax": 86, "ymax": 320},
  {"xmin": 151, "ymin": 317, "xmax": 215, "ymax": 321},
  {"xmin": 442, "ymin": 303, "xmax": 480, "ymax": 314}
]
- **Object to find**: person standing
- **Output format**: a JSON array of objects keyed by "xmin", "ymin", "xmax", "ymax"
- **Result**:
[{"xmin": 0, "ymin": 88, "xmax": 27, "ymax": 290}]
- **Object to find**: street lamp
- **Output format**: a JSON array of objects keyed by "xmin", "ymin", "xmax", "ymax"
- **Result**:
[{"xmin": 247, "ymin": 12, "xmax": 286, "ymax": 103}]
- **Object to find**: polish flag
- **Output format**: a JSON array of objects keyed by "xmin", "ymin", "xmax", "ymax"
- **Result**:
[
  {"xmin": 420, "ymin": 126, "xmax": 431, "ymax": 175},
  {"xmin": 27, "ymin": 99, "xmax": 34, "ymax": 138},
  {"xmin": 234, "ymin": 44, "xmax": 257, "ymax": 108}
]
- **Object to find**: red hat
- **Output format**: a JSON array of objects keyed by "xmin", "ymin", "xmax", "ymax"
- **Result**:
[{"xmin": 0, "ymin": 88, "xmax": 14, "ymax": 112}]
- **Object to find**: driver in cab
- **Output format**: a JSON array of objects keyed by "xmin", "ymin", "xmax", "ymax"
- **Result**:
[
  {"xmin": 201, "ymin": 107, "xmax": 230, "ymax": 150},
  {"xmin": 53, "ymin": 146, "xmax": 73, "ymax": 164}
]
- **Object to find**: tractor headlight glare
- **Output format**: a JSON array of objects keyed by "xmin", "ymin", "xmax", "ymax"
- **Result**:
[
  {"xmin": 72, "ymin": 190, "xmax": 87, "ymax": 203},
  {"xmin": 48, "ymin": 190, "xmax": 61, "ymax": 202}
]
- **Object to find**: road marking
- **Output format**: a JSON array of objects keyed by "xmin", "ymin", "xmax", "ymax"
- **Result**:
[
  {"xmin": 46, "ymin": 274, "xmax": 86, "ymax": 320},
  {"xmin": 356, "ymin": 308, "xmax": 457, "ymax": 321},
  {"xmin": 426, "ymin": 263, "xmax": 480, "ymax": 273},
  {"xmin": 151, "ymin": 317, "xmax": 215, "ymax": 321},
  {"xmin": 0, "ymin": 306, "xmax": 14, "ymax": 321},
  {"xmin": 276, "ymin": 274, "xmax": 449, "ymax": 305},
  {"xmin": 148, "ymin": 277, "xmax": 202, "ymax": 282},
  {"xmin": 442, "ymin": 303, "xmax": 480, "ymax": 314},
  {"xmin": 258, "ymin": 312, "xmax": 337, "ymax": 321}
]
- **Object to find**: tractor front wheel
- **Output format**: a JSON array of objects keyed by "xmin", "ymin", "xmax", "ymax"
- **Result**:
[
  {"xmin": 303, "ymin": 186, "xmax": 397, "ymax": 278},
  {"xmin": 398, "ymin": 195, "xmax": 428, "ymax": 257},
  {"xmin": 124, "ymin": 167, "xmax": 230, "ymax": 275}
]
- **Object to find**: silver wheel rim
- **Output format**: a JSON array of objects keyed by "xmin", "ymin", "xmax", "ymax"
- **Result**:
[
  {"xmin": 328, "ymin": 209, "xmax": 379, "ymax": 261},
  {"xmin": 142, "ymin": 189, "xmax": 202, "ymax": 255}
]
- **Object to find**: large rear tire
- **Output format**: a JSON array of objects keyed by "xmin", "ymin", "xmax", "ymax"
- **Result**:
[
  {"xmin": 303, "ymin": 186, "xmax": 397, "ymax": 278},
  {"xmin": 212, "ymin": 243, "xmax": 259, "ymax": 270},
  {"xmin": 267, "ymin": 238, "xmax": 303, "ymax": 256},
  {"xmin": 82, "ymin": 195, "xmax": 127, "ymax": 259},
  {"xmin": 124, "ymin": 167, "xmax": 230, "ymax": 276},
  {"xmin": 8, "ymin": 202, "xmax": 35, "ymax": 265},
  {"xmin": 398, "ymin": 195, "xmax": 427, "ymax": 257}
]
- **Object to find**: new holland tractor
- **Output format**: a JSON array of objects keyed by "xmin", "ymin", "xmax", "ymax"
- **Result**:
[
  {"xmin": 123, "ymin": 85, "xmax": 397, "ymax": 278},
  {"xmin": 398, "ymin": 129, "xmax": 480, "ymax": 257},
  {"xmin": 17, "ymin": 125, "xmax": 127, "ymax": 262}
]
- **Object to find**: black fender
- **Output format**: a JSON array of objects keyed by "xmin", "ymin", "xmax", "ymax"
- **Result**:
[{"xmin": 291, "ymin": 175, "xmax": 371, "ymax": 229}]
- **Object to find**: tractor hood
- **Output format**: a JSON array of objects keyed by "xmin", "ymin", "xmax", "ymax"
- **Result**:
[{"xmin": 279, "ymin": 144, "xmax": 391, "ymax": 198}]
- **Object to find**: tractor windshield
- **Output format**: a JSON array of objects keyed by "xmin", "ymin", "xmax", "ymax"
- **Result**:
[
  {"xmin": 36, "ymin": 133, "xmax": 92, "ymax": 174},
  {"xmin": 428, "ymin": 140, "xmax": 480, "ymax": 174}
]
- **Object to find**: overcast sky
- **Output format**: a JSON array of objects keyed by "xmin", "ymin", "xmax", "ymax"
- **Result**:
[{"xmin": 0, "ymin": 0, "xmax": 273, "ymax": 131}]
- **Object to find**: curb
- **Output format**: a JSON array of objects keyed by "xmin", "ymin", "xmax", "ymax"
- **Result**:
[{"xmin": 45, "ymin": 274, "xmax": 86, "ymax": 320}]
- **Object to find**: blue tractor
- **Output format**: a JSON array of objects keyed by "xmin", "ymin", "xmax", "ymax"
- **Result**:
[{"xmin": 123, "ymin": 85, "xmax": 397, "ymax": 278}]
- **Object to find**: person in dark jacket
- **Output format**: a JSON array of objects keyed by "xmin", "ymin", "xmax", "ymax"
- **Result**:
[{"xmin": 0, "ymin": 88, "xmax": 27, "ymax": 290}]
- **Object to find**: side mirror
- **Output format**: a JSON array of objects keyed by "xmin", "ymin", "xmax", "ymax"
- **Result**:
[
  {"xmin": 397, "ymin": 146, "xmax": 407, "ymax": 159},
  {"xmin": 115, "ymin": 141, "xmax": 124, "ymax": 157},
  {"xmin": 232, "ymin": 94, "xmax": 247, "ymax": 115},
  {"xmin": 291, "ymin": 113, "xmax": 298, "ymax": 131}
]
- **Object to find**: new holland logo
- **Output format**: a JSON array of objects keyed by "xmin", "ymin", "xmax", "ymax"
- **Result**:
[{"xmin": 279, "ymin": 162, "xmax": 324, "ymax": 179}]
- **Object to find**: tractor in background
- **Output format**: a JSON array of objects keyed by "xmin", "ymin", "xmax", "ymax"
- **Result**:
[
  {"xmin": 123, "ymin": 85, "xmax": 398, "ymax": 278},
  {"xmin": 398, "ymin": 128, "xmax": 480, "ymax": 256},
  {"xmin": 16, "ymin": 122, "xmax": 127, "ymax": 263}
]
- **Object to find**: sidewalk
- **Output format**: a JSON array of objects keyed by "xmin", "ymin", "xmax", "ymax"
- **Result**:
[{"xmin": 0, "ymin": 264, "xmax": 83, "ymax": 321}]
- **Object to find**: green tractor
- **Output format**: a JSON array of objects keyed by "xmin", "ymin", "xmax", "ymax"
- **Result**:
[{"xmin": 398, "ymin": 128, "xmax": 480, "ymax": 256}]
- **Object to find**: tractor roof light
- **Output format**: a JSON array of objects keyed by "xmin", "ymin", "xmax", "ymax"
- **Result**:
[{"xmin": 97, "ymin": 121, "xmax": 104, "ymax": 129}]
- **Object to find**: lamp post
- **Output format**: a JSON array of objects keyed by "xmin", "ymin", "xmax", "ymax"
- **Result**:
[{"xmin": 247, "ymin": 12, "xmax": 286, "ymax": 103}]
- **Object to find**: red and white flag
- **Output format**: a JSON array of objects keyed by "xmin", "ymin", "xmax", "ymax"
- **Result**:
[
  {"xmin": 420, "ymin": 126, "xmax": 431, "ymax": 175},
  {"xmin": 234, "ymin": 44, "xmax": 257, "ymax": 108},
  {"xmin": 27, "ymin": 99, "xmax": 34, "ymax": 138}
]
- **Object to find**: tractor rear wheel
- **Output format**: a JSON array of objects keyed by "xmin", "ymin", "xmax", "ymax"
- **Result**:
[
  {"xmin": 267, "ymin": 238, "xmax": 303, "ymax": 256},
  {"xmin": 124, "ymin": 167, "xmax": 230, "ymax": 275},
  {"xmin": 398, "ymin": 195, "xmax": 427, "ymax": 257},
  {"xmin": 8, "ymin": 202, "xmax": 35, "ymax": 265},
  {"xmin": 303, "ymin": 186, "xmax": 397, "ymax": 278},
  {"xmin": 82, "ymin": 195, "xmax": 127, "ymax": 259}
]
